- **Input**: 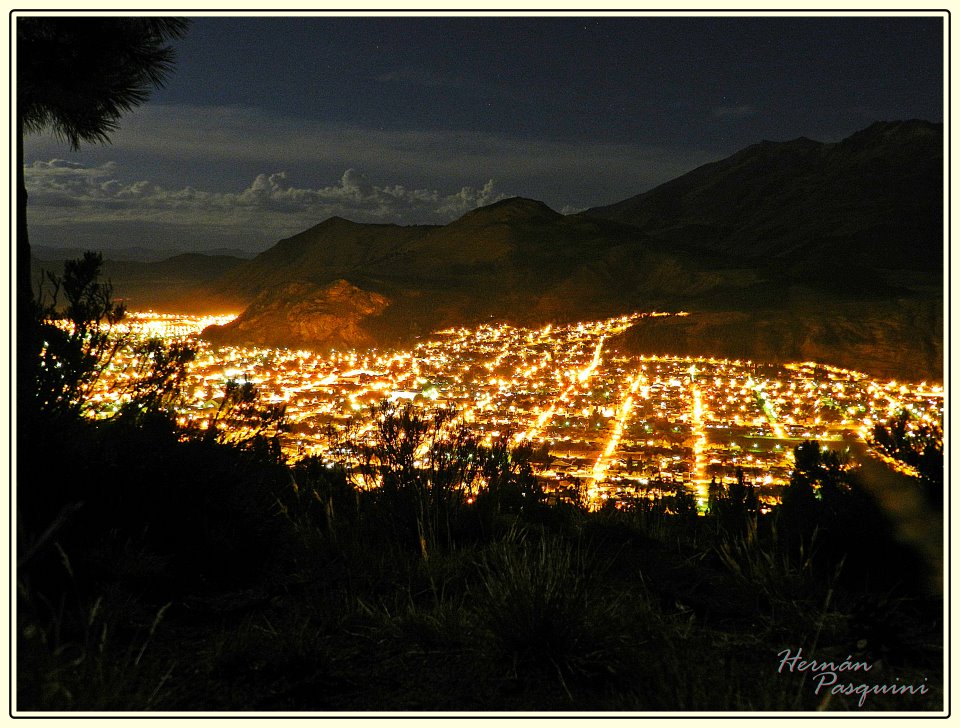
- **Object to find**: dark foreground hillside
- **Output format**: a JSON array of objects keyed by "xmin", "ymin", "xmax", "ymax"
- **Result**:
[
  {"xmin": 17, "ymin": 410, "xmax": 944, "ymax": 712},
  {"xmin": 18, "ymin": 319, "xmax": 944, "ymax": 714},
  {"xmin": 17, "ymin": 257, "xmax": 944, "ymax": 714}
]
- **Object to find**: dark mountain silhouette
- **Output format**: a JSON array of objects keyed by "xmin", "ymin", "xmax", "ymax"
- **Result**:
[
  {"xmin": 31, "ymin": 251, "xmax": 246, "ymax": 312},
  {"xmin": 74, "ymin": 121, "xmax": 940, "ymax": 381},
  {"xmin": 586, "ymin": 119, "xmax": 942, "ymax": 274},
  {"xmin": 32, "ymin": 244, "xmax": 256, "ymax": 262},
  {"xmin": 216, "ymin": 196, "xmax": 642, "ymax": 300},
  {"xmin": 215, "ymin": 217, "xmax": 437, "ymax": 301},
  {"xmin": 202, "ymin": 196, "xmax": 682, "ymax": 349},
  {"xmin": 582, "ymin": 120, "xmax": 943, "ymax": 380}
]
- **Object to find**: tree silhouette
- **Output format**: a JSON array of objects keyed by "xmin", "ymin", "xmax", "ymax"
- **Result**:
[
  {"xmin": 871, "ymin": 410, "xmax": 943, "ymax": 507},
  {"xmin": 31, "ymin": 251, "xmax": 125, "ymax": 417},
  {"xmin": 16, "ymin": 17, "xmax": 188, "ymax": 397}
]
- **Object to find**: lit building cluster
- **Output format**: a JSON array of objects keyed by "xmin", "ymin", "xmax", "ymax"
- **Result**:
[{"xmin": 83, "ymin": 310, "xmax": 944, "ymax": 510}]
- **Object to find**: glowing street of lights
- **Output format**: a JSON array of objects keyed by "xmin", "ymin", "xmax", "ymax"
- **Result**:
[{"xmin": 91, "ymin": 310, "xmax": 944, "ymax": 510}]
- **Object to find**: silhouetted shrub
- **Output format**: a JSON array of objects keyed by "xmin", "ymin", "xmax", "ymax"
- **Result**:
[{"xmin": 477, "ymin": 527, "xmax": 594, "ymax": 684}]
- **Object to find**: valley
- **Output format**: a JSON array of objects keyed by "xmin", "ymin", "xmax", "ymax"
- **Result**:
[{"xmin": 88, "ymin": 309, "xmax": 944, "ymax": 512}]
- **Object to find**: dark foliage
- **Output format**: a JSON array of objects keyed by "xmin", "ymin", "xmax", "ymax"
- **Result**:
[
  {"xmin": 708, "ymin": 467, "xmax": 759, "ymax": 536},
  {"xmin": 871, "ymin": 410, "xmax": 943, "ymax": 508},
  {"xmin": 776, "ymin": 441, "xmax": 928, "ymax": 595},
  {"xmin": 18, "ymin": 17, "xmax": 188, "ymax": 149}
]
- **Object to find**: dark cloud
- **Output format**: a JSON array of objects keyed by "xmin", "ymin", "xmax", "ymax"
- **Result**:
[{"xmin": 24, "ymin": 104, "xmax": 713, "ymax": 211}]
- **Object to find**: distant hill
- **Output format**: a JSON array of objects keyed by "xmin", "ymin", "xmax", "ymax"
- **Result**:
[
  {"xmin": 33, "ymin": 245, "xmax": 256, "ymax": 263},
  {"xmin": 204, "ymin": 196, "xmax": 683, "ymax": 348},
  {"xmin": 586, "ymin": 120, "xmax": 943, "ymax": 274},
  {"xmin": 181, "ymin": 121, "xmax": 942, "ymax": 380},
  {"xmin": 31, "ymin": 252, "xmax": 247, "ymax": 313},
  {"xmin": 215, "ymin": 217, "xmax": 437, "ymax": 301}
]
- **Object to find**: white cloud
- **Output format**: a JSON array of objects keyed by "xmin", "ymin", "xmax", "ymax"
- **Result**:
[
  {"xmin": 339, "ymin": 168, "xmax": 374, "ymax": 198},
  {"xmin": 23, "ymin": 105, "xmax": 712, "ymax": 207},
  {"xmin": 21, "ymin": 104, "xmax": 719, "ymax": 251},
  {"xmin": 24, "ymin": 160, "xmax": 509, "ymax": 238}
]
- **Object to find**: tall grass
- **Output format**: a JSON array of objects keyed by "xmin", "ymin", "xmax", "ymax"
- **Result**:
[
  {"xmin": 17, "ymin": 561, "xmax": 174, "ymax": 711},
  {"xmin": 715, "ymin": 518, "xmax": 848, "ymax": 651},
  {"xmin": 475, "ymin": 526, "xmax": 595, "ymax": 690}
]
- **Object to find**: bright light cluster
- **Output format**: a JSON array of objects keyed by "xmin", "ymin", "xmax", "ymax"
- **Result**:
[{"xmin": 80, "ymin": 310, "xmax": 944, "ymax": 509}]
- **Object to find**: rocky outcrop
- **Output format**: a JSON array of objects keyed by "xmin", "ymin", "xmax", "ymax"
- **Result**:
[{"xmin": 202, "ymin": 279, "xmax": 389, "ymax": 350}]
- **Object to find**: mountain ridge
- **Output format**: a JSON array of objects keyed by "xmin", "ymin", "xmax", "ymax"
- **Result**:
[
  {"xmin": 196, "ymin": 120, "xmax": 942, "ymax": 380},
  {"xmin": 585, "ymin": 119, "xmax": 942, "ymax": 272},
  {"xmin": 75, "ymin": 120, "xmax": 941, "ymax": 381}
]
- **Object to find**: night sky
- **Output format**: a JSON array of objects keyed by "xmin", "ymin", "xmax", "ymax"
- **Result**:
[{"xmin": 21, "ymin": 13, "xmax": 944, "ymax": 255}]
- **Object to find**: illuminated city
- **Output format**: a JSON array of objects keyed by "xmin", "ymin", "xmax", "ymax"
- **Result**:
[
  {"xmin": 16, "ymin": 14, "xmax": 945, "ymax": 714},
  {"xmin": 88, "ymin": 310, "xmax": 944, "ymax": 511}
]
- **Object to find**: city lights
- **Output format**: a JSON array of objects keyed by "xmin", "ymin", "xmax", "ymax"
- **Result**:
[{"xmin": 79, "ymin": 310, "xmax": 943, "ymax": 510}]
